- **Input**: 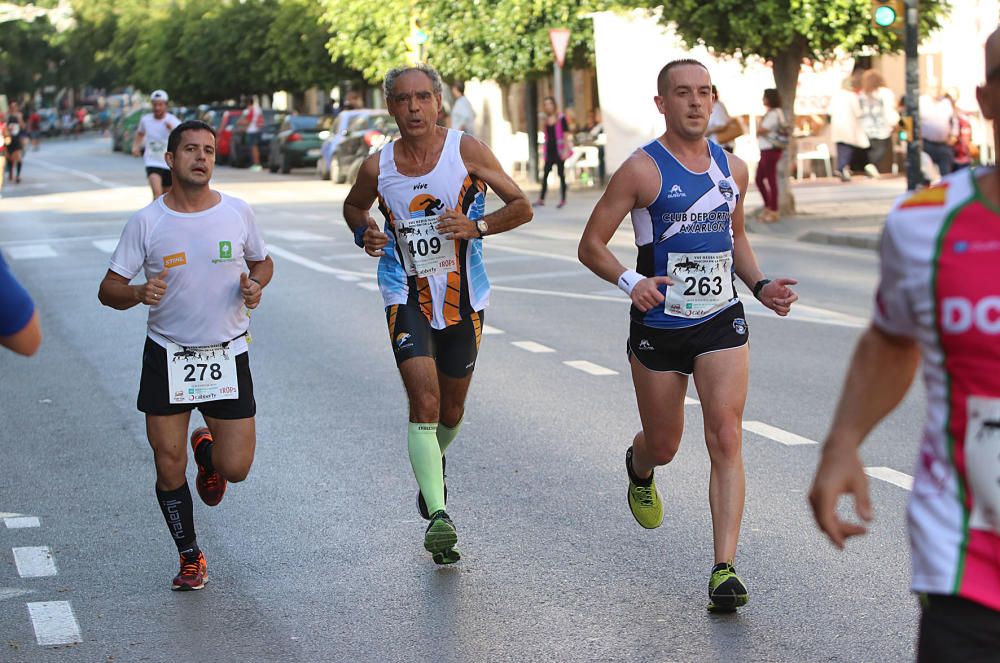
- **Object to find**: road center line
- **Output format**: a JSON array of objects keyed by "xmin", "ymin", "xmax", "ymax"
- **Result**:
[
  {"xmin": 13, "ymin": 546, "xmax": 57, "ymax": 577},
  {"xmin": 563, "ymin": 360, "xmax": 618, "ymax": 376},
  {"xmin": 511, "ymin": 340, "xmax": 555, "ymax": 353},
  {"xmin": 865, "ymin": 466, "xmax": 914, "ymax": 490},
  {"xmin": 742, "ymin": 421, "xmax": 817, "ymax": 446},
  {"xmin": 26, "ymin": 601, "xmax": 82, "ymax": 646},
  {"xmin": 4, "ymin": 517, "xmax": 40, "ymax": 528}
]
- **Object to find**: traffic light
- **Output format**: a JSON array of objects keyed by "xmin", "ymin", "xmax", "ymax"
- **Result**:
[{"xmin": 871, "ymin": 0, "xmax": 904, "ymax": 33}]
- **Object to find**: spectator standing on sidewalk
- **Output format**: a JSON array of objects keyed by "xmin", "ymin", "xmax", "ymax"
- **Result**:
[
  {"xmin": 533, "ymin": 96, "xmax": 572, "ymax": 210},
  {"xmin": 920, "ymin": 86, "xmax": 959, "ymax": 178},
  {"xmin": 830, "ymin": 70, "xmax": 869, "ymax": 182},
  {"xmin": 859, "ymin": 70, "xmax": 898, "ymax": 178},
  {"xmin": 449, "ymin": 81, "xmax": 476, "ymax": 137},
  {"xmin": 947, "ymin": 88, "xmax": 975, "ymax": 171},
  {"xmin": 755, "ymin": 88, "xmax": 786, "ymax": 223},
  {"xmin": 707, "ymin": 86, "xmax": 740, "ymax": 153}
]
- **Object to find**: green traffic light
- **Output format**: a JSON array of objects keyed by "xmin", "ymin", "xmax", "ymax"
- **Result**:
[{"xmin": 874, "ymin": 5, "xmax": 897, "ymax": 27}]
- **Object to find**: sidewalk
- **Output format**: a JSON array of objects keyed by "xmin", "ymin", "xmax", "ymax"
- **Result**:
[{"xmin": 522, "ymin": 174, "xmax": 905, "ymax": 251}]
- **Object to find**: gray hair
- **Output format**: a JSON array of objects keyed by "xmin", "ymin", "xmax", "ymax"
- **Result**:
[{"xmin": 383, "ymin": 63, "xmax": 444, "ymax": 101}]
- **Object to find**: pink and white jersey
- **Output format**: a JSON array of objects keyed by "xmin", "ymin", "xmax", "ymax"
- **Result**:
[{"xmin": 875, "ymin": 167, "xmax": 1000, "ymax": 612}]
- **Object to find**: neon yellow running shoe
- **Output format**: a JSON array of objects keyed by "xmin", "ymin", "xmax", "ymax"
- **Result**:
[
  {"xmin": 626, "ymin": 447, "xmax": 663, "ymax": 529},
  {"xmin": 707, "ymin": 562, "xmax": 749, "ymax": 613}
]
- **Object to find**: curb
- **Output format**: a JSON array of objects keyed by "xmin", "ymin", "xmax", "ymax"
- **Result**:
[{"xmin": 798, "ymin": 231, "xmax": 880, "ymax": 251}]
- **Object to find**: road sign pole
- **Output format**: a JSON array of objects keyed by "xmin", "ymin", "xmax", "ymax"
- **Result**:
[
  {"xmin": 553, "ymin": 62, "xmax": 564, "ymax": 111},
  {"xmin": 905, "ymin": 0, "xmax": 921, "ymax": 190}
]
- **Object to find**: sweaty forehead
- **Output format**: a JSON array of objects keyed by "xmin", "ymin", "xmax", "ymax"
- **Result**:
[
  {"xmin": 393, "ymin": 71, "xmax": 435, "ymax": 94},
  {"xmin": 669, "ymin": 65, "xmax": 712, "ymax": 90}
]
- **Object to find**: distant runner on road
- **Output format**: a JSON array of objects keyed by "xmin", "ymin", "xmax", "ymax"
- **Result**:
[
  {"xmin": 578, "ymin": 59, "xmax": 798, "ymax": 612},
  {"xmin": 343, "ymin": 63, "xmax": 532, "ymax": 565},
  {"xmin": 810, "ymin": 28, "xmax": 1000, "ymax": 662},
  {"xmin": 100, "ymin": 119, "xmax": 273, "ymax": 591},
  {"xmin": 132, "ymin": 90, "xmax": 180, "ymax": 199}
]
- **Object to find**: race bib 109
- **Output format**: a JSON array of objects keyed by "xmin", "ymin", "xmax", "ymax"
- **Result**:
[
  {"xmin": 395, "ymin": 215, "xmax": 458, "ymax": 278},
  {"xmin": 166, "ymin": 342, "xmax": 239, "ymax": 404}
]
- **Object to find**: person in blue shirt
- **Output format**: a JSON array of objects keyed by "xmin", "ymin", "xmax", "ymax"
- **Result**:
[{"xmin": 0, "ymin": 254, "xmax": 41, "ymax": 356}]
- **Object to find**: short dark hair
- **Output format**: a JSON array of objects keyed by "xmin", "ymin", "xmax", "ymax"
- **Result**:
[
  {"xmin": 657, "ymin": 59, "xmax": 709, "ymax": 95},
  {"xmin": 763, "ymin": 88, "xmax": 782, "ymax": 109},
  {"xmin": 452, "ymin": 80, "xmax": 465, "ymax": 94},
  {"xmin": 167, "ymin": 120, "xmax": 216, "ymax": 155}
]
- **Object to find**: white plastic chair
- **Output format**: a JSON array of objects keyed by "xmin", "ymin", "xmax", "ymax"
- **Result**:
[{"xmin": 796, "ymin": 142, "xmax": 833, "ymax": 179}]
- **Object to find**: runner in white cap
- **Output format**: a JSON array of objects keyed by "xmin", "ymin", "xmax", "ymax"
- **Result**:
[{"xmin": 133, "ymin": 90, "xmax": 180, "ymax": 199}]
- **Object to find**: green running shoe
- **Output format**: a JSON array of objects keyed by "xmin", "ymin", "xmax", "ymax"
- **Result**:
[
  {"xmin": 626, "ymin": 446, "xmax": 663, "ymax": 529},
  {"xmin": 707, "ymin": 562, "xmax": 749, "ymax": 613},
  {"xmin": 424, "ymin": 510, "xmax": 461, "ymax": 565}
]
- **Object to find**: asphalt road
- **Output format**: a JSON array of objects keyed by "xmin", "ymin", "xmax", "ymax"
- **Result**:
[{"xmin": 1, "ymin": 137, "xmax": 924, "ymax": 662}]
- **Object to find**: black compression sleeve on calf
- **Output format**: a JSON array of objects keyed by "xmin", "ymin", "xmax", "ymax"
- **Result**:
[{"xmin": 156, "ymin": 483, "xmax": 197, "ymax": 552}]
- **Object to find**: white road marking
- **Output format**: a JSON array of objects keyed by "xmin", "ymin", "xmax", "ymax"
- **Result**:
[
  {"xmin": 685, "ymin": 396, "xmax": 700, "ymax": 406},
  {"xmin": 563, "ymin": 360, "xmax": 618, "ymax": 376},
  {"xmin": 26, "ymin": 601, "xmax": 82, "ymax": 646},
  {"xmin": 742, "ymin": 421, "xmax": 817, "ymax": 446},
  {"xmin": 0, "ymin": 587, "xmax": 34, "ymax": 602},
  {"xmin": 267, "ymin": 230, "xmax": 333, "ymax": 242},
  {"xmin": 865, "ymin": 466, "xmax": 914, "ymax": 490},
  {"xmin": 336, "ymin": 274, "xmax": 361, "ymax": 282},
  {"xmin": 741, "ymin": 297, "xmax": 867, "ymax": 329},
  {"xmin": 0, "ymin": 512, "xmax": 23, "ymax": 518},
  {"xmin": 31, "ymin": 196, "xmax": 65, "ymax": 204},
  {"xmin": 267, "ymin": 244, "xmax": 373, "ymax": 279},
  {"xmin": 13, "ymin": 546, "xmax": 58, "ymax": 578},
  {"xmin": 92, "ymin": 239, "xmax": 119, "ymax": 254},
  {"xmin": 5, "ymin": 244, "xmax": 58, "ymax": 260},
  {"xmin": 511, "ymin": 340, "xmax": 555, "ymax": 353},
  {"xmin": 4, "ymin": 516, "xmax": 40, "ymax": 528},
  {"xmin": 487, "ymin": 242, "xmax": 579, "ymax": 263},
  {"xmin": 482, "ymin": 325, "xmax": 504, "ymax": 335},
  {"xmin": 489, "ymin": 269, "xmax": 585, "ymax": 284},
  {"xmin": 31, "ymin": 158, "xmax": 125, "ymax": 188},
  {"xmin": 0, "ymin": 234, "xmax": 115, "ymax": 247},
  {"xmin": 357, "ymin": 282, "xmax": 380, "ymax": 291}
]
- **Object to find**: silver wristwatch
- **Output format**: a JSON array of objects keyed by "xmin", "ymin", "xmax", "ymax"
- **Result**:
[{"xmin": 476, "ymin": 219, "xmax": 489, "ymax": 237}]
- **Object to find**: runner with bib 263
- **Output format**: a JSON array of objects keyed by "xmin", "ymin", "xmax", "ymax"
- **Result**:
[{"xmin": 578, "ymin": 59, "xmax": 798, "ymax": 612}]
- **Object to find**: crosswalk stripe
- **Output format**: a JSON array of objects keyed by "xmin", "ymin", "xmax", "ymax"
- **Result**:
[
  {"xmin": 511, "ymin": 340, "xmax": 555, "ymax": 353},
  {"xmin": 4, "ymin": 517, "xmax": 40, "ymax": 529},
  {"xmin": 563, "ymin": 360, "xmax": 618, "ymax": 376},
  {"xmin": 865, "ymin": 466, "xmax": 914, "ymax": 490},
  {"xmin": 742, "ymin": 421, "xmax": 817, "ymax": 446},
  {"xmin": 13, "ymin": 546, "xmax": 57, "ymax": 578},
  {"xmin": 5, "ymin": 244, "xmax": 57, "ymax": 260},
  {"xmin": 26, "ymin": 601, "xmax": 82, "ymax": 646}
]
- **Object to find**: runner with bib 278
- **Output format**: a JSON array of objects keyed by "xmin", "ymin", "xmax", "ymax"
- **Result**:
[{"xmin": 578, "ymin": 59, "xmax": 798, "ymax": 612}]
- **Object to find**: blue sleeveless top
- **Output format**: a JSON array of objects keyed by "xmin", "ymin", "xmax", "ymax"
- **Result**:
[{"xmin": 628, "ymin": 139, "xmax": 741, "ymax": 329}]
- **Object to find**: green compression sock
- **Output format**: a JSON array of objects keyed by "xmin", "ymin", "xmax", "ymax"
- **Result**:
[
  {"xmin": 436, "ymin": 418, "xmax": 463, "ymax": 456},
  {"xmin": 408, "ymin": 422, "xmax": 445, "ymax": 515}
]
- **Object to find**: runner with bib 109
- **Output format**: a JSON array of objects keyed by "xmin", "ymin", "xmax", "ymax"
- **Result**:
[
  {"xmin": 578, "ymin": 59, "xmax": 798, "ymax": 612},
  {"xmin": 343, "ymin": 64, "xmax": 532, "ymax": 566}
]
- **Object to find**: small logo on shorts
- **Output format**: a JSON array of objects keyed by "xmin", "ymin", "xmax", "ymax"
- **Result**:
[
  {"xmin": 395, "ymin": 332, "xmax": 412, "ymax": 349},
  {"xmin": 637, "ymin": 339, "xmax": 655, "ymax": 351},
  {"xmin": 667, "ymin": 184, "xmax": 686, "ymax": 199},
  {"xmin": 733, "ymin": 318, "xmax": 747, "ymax": 335}
]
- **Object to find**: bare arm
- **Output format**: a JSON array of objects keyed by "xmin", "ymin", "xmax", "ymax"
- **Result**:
[
  {"xmin": 0, "ymin": 310, "xmax": 42, "ymax": 356},
  {"xmin": 98, "ymin": 269, "xmax": 167, "ymax": 310},
  {"xmin": 436, "ymin": 135, "xmax": 532, "ymax": 240},
  {"xmin": 240, "ymin": 255, "xmax": 274, "ymax": 309},
  {"xmin": 809, "ymin": 325, "xmax": 920, "ymax": 548},
  {"xmin": 578, "ymin": 152, "xmax": 672, "ymax": 312},
  {"xmin": 728, "ymin": 155, "xmax": 798, "ymax": 315},
  {"xmin": 132, "ymin": 126, "xmax": 145, "ymax": 156},
  {"xmin": 343, "ymin": 154, "xmax": 389, "ymax": 257}
]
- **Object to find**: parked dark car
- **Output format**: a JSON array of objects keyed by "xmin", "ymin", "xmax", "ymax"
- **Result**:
[
  {"xmin": 267, "ymin": 114, "xmax": 329, "ymax": 174},
  {"xmin": 329, "ymin": 111, "xmax": 399, "ymax": 184},
  {"xmin": 111, "ymin": 107, "xmax": 147, "ymax": 152},
  {"xmin": 230, "ymin": 110, "xmax": 283, "ymax": 168}
]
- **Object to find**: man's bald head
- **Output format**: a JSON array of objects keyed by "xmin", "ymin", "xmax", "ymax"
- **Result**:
[{"xmin": 986, "ymin": 25, "xmax": 1000, "ymax": 81}]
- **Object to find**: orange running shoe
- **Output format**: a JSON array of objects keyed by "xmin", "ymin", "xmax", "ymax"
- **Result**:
[
  {"xmin": 190, "ymin": 427, "xmax": 226, "ymax": 506},
  {"xmin": 171, "ymin": 551, "xmax": 208, "ymax": 591}
]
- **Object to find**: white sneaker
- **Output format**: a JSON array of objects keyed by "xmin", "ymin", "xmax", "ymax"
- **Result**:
[{"xmin": 864, "ymin": 164, "xmax": 881, "ymax": 179}]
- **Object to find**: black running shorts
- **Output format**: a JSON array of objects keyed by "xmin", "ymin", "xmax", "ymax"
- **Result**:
[
  {"xmin": 386, "ymin": 304, "xmax": 483, "ymax": 378},
  {"xmin": 917, "ymin": 594, "xmax": 1000, "ymax": 663},
  {"xmin": 137, "ymin": 337, "xmax": 256, "ymax": 419},
  {"xmin": 145, "ymin": 166, "xmax": 172, "ymax": 188},
  {"xmin": 627, "ymin": 302, "xmax": 749, "ymax": 375}
]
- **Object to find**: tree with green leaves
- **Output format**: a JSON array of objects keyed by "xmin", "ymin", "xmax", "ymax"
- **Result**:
[{"xmin": 649, "ymin": 0, "xmax": 948, "ymax": 210}]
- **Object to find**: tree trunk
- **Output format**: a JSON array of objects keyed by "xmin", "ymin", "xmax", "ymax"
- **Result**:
[{"xmin": 771, "ymin": 36, "xmax": 807, "ymax": 216}]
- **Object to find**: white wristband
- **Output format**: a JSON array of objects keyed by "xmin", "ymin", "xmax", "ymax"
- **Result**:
[{"xmin": 617, "ymin": 270, "xmax": 644, "ymax": 296}]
